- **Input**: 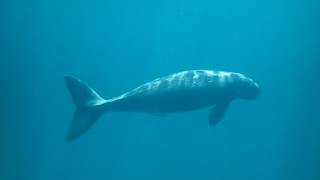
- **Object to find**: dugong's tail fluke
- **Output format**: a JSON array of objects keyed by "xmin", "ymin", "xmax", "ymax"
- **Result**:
[{"xmin": 64, "ymin": 76, "xmax": 105, "ymax": 141}]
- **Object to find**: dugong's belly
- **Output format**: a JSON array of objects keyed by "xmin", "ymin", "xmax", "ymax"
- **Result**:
[
  {"xmin": 109, "ymin": 70, "xmax": 228, "ymax": 113},
  {"xmin": 112, "ymin": 88, "xmax": 218, "ymax": 113}
]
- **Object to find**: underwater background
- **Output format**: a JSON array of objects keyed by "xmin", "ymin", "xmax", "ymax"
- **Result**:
[{"xmin": 1, "ymin": 0, "xmax": 320, "ymax": 179}]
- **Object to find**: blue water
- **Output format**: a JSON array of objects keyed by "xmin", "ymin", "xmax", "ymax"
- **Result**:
[{"xmin": 1, "ymin": 0, "xmax": 320, "ymax": 179}]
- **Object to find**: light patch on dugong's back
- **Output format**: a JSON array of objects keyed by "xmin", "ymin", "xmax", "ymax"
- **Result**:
[
  {"xmin": 216, "ymin": 71, "xmax": 233, "ymax": 86},
  {"xmin": 195, "ymin": 70, "xmax": 233, "ymax": 87},
  {"xmin": 129, "ymin": 70, "xmax": 235, "ymax": 96}
]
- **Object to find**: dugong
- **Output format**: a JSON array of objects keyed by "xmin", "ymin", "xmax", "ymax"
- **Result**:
[{"xmin": 65, "ymin": 70, "xmax": 260, "ymax": 140}]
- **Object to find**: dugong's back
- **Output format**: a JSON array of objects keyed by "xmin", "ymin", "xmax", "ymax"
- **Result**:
[{"xmin": 115, "ymin": 70, "xmax": 228, "ymax": 113}]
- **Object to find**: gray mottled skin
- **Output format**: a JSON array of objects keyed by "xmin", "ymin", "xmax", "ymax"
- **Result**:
[{"xmin": 99, "ymin": 70, "xmax": 260, "ymax": 113}]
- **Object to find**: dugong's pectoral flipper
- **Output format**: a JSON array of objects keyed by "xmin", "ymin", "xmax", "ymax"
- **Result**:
[{"xmin": 208, "ymin": 101, "xmax": 230, "ymax": 126}]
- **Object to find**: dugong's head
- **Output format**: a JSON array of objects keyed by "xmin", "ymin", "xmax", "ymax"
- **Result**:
[{"xmin": 230, "ymin": 73, "xmax": 260, "ymax": 100}]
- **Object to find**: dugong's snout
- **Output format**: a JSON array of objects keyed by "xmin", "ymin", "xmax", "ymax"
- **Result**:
[
  {"xmin": 234, "ymin": 76, "xmax": 260, "ymax": 100},
  {"xmin": 244, "ymin": 80, "xmax": 260, "ymax": 100},
  {"xmin": 251, "ymin": 81, "xmax": 260, "ymax": 99}
]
